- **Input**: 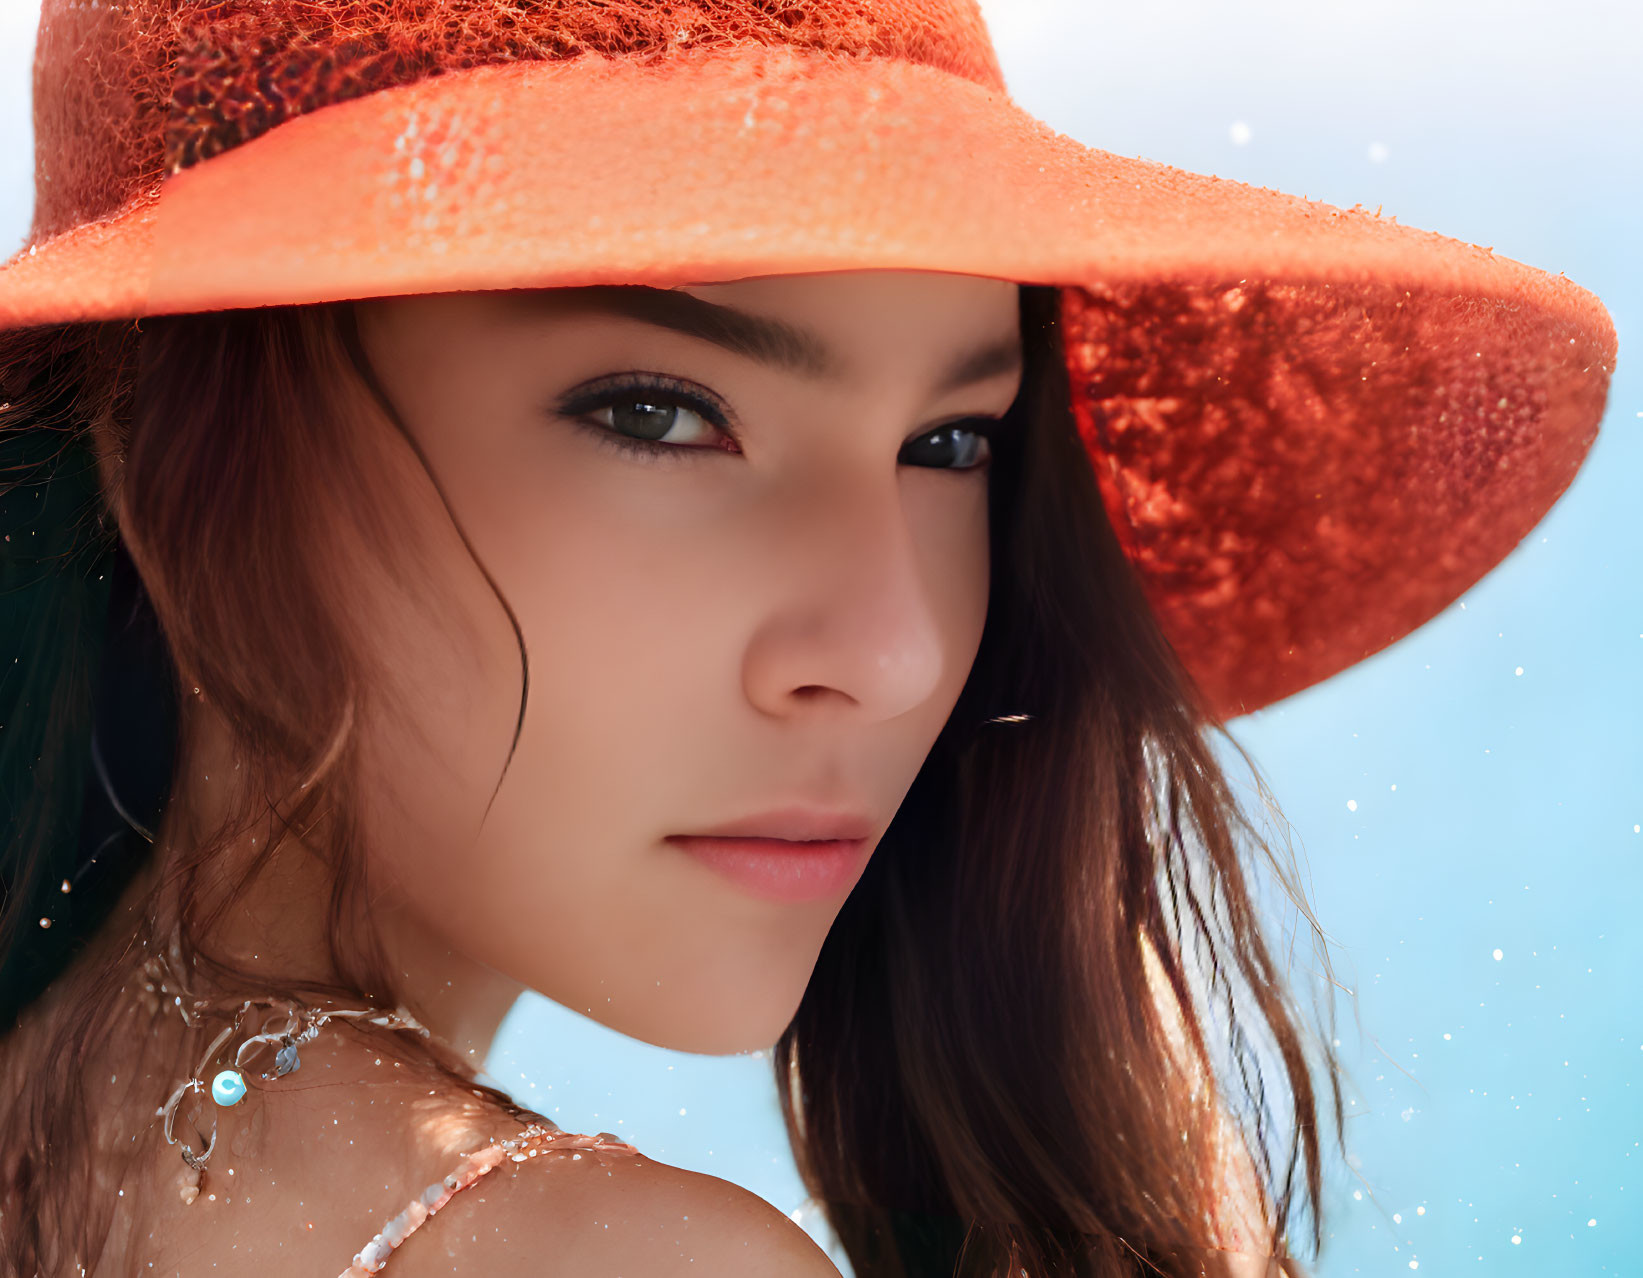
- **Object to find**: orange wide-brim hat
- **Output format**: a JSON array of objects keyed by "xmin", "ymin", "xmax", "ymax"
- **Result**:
[{"xmin": 0, "ymin": 0, "xmax": 1617, "ymax": 717}]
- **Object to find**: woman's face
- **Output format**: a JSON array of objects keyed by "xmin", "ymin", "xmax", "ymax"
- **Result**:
[{"xmin": 350, "ymin": 271, "xmax": 1023, "ymax": 1053}]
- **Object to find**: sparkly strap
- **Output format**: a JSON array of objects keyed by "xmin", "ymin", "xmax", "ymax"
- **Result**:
[{"xmin": 338, "ymin": 1123, "xmax": 642, "ymax": 1277}]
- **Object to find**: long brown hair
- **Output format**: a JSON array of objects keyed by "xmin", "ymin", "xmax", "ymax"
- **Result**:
[
  {"xmin": 0, "ymin": 285, "xmax": 1340, "ymax": 1276},
  {"xmin": 779, "ymin": 287, "xmax": 1339, "ymax": 1275}
]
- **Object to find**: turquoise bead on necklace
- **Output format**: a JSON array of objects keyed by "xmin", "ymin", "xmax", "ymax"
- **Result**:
[{"xmin": 211, "ymin": 1068, "xmax": 246, "ymax": 1106}]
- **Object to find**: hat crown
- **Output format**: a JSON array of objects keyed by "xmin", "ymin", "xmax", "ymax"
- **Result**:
[{"xmin": 29, "ymin": 0, "xmax": 1004, "ymax": 245}]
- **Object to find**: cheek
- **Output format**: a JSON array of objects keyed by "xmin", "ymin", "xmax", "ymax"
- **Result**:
[
  {"xmin": 353, "ymin": 440, "xmax": 992, "ymax": 1050},
  {"xmin": 906, "ymin": 473, "xmax": 992, "ymax": 688},
  {"xmin": 355, "ymin": 455, "xmax": 715, "ymax": 859},
  {"xmin": 350, "ymin": 459, "xmax": 833, "ymax": 1047}
]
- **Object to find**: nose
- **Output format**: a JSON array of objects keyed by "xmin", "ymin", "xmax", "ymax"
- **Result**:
[{"xmin": 740, "ymin": 468, "xmax": 951, "ymax": 724}]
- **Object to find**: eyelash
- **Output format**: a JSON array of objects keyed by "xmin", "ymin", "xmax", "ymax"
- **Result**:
[
  {"xmin": 554, "ymin": 373, "xmax": 1006, "ymax": 470},
  {"xmin": 556, "ymin": 373, "xmax": 737, "ymax": 466}
]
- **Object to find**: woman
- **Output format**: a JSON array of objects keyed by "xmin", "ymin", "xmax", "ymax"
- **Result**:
[{"xmin": 0, "ymin": 2, "xmax": 1614, "ymax": 1276}]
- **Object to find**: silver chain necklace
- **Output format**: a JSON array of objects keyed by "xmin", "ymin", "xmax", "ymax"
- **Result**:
[{"xmin": 142, "ymin": 950, "xmax": 431, "ymax": 1205}]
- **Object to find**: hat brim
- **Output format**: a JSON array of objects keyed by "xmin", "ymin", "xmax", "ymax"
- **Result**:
[{"xmin": 0, "ymin": 48, "xmax": 1616, "ymax": 715}]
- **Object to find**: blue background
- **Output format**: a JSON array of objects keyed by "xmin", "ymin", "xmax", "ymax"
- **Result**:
[{"xmin": 4, "ymin": 3, "xmax": 1636, "ymax": 1273}]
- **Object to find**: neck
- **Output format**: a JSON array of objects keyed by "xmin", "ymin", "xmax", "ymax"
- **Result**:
[{"xmin": 144, "ymin": 704, "xmax": 523, "ymax": 1069}]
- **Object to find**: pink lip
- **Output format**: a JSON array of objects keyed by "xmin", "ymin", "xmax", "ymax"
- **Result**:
[
  {"xmin": 665, "ymin": 835, "xmax": 872, "ymax": 903},
  {"xmin": 681, "ymin": 806, "xmax": 877, "ymax": 843}
]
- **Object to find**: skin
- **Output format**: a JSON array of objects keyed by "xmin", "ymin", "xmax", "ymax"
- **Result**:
[
  {"xmin": 341, "ymin": 268, "xmax": 1024, "ymax": 1060},
  {"xmin": 105, "ymin": 269, "xmax": 1025, "ymax": 1274}
]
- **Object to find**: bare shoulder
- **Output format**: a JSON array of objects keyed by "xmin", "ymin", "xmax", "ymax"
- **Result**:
[{"xmin": 388, "ymin": 1140, "xmax": 842, "ymax": 1278}]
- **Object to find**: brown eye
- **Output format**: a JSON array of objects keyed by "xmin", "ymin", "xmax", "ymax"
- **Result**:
[
  {"xmin": 556, "ymin": 374, "xmax": 735, "ymax": 457},
  {"xmin": 604, "ymin": 397, "xmax": 706, "ymax": 443}
]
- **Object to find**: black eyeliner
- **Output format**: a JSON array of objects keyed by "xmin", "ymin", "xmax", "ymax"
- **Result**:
[
  {"xmin": 551, "ymin": 372, "xmax": 739, "ymax": 464},
  {"xmin": 555, "ymin": 372, "xmax": 732, "ymax": 428},
  {"xmin": 551, "ymin": 372, "xmax": 1004, "ymax": 470}
]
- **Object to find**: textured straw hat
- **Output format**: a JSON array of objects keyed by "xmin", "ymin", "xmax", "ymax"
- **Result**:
[{"xmin": 0, "ymin": 0, "xmax": 1618, "ymax": 718}]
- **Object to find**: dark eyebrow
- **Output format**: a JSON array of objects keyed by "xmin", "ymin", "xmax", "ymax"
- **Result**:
[{"xmin": 503, "ymin": 284, "xmax": 1023, "ymax": 395}]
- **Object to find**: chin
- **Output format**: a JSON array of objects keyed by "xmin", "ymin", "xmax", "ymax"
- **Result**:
[
  {"xmin": 631, "ymin": 998, "xmax": 804, "ymax": 1057},
  {"xmin": 566, "ymin": 971, "xmax": 810, "ymax": 1057},
  {"xmin": 647, "ymin": 1023, "xmax": 790, "ymax": 1057}
]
